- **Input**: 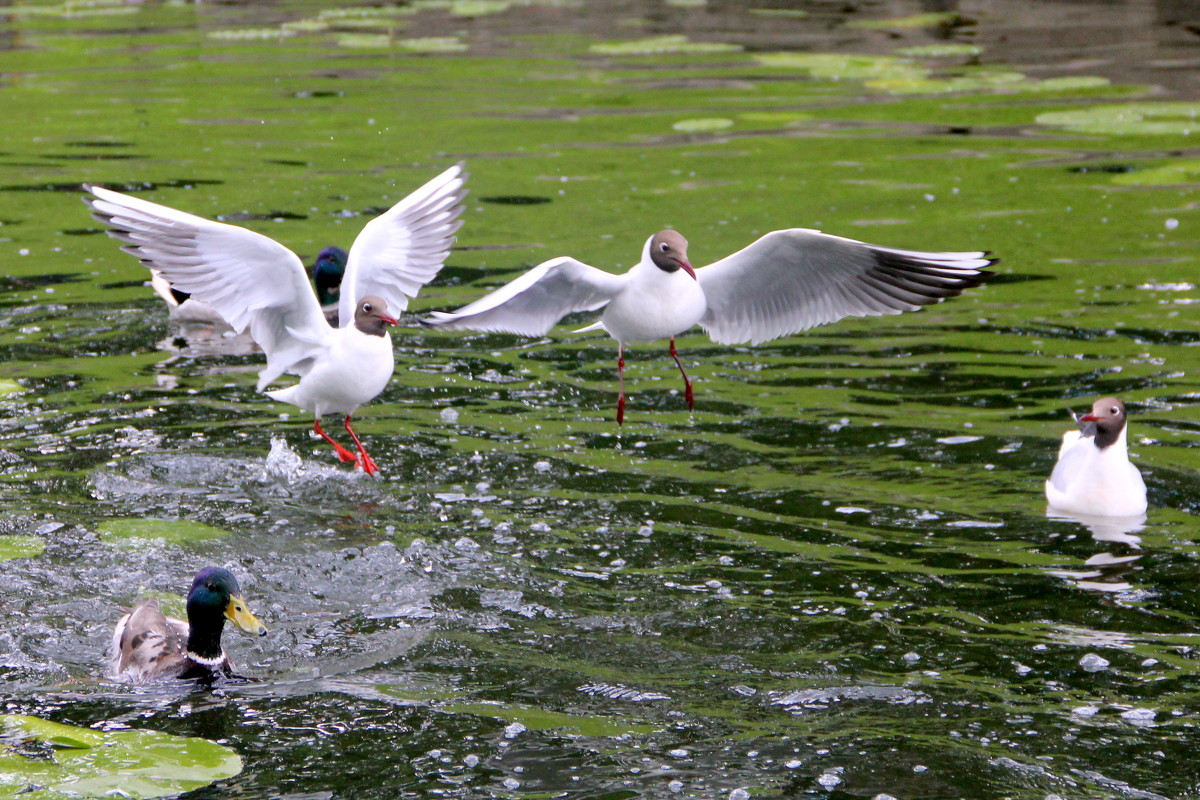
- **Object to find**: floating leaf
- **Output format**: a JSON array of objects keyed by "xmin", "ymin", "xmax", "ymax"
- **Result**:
[
  {"xmin": 1037, "ymin": 102, "xmax": 1200, "ymax": 135},
  {"xmin": 672, "ymin": 118, "xmax": 734, "ymax": 133},
  {"xmin": 397, "ymin": 36, "xmax": 470, "ymax": 52},
  {"xmin": 757, "ymin": 52, "xmax": 923, "ymax": 82},
  {"xmin": 449, "ymin": 0, "xmax": 512, "ymax": 15},
  {"xmin": 0, "ymin": 535, "xmax": 44, "ymax": 563},
  {"xmin": 97, "ymin": 518, "xmax": 230, "ymax": 548},
  {"xmin": 336, "ymin": 33, "xmax": 394, "ymax": 47},
  {"xmin": 280, "ymin": 19, "xmax": 331, "ymax": 33},
  {"xmin": 749, "ymin": 8, "xmax": 808, "ymax": 17},
  {"xmin": 896, "ymin": 44, "xmax": 982, "ymax": 58},
  {"xmin": 848, "ymin": 12, "xmax": 959, "ymax": 29},
  {"xmin": 590, "ymin": 34, "xmax": 742, "ymax": 56},
  {"xmin": 0, "ymin": 715, "xmax": 242, "ymax": 799},
  {"xmin": 1112, "ymin": 159, "xmax": 1200, "ymax": 186},
  {"xmin": 206, "ymin": 28, "xmax": 296, "ymax": 41},
  {"xmin": 318, "ymin": 5, "xmax": 416, "ymax": 18}
]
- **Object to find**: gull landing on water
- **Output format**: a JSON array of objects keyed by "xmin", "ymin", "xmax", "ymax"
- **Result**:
[
  {"xmin": 85, "ymin": 163, "xmax": 468, "ymax": 474},
  {"xmin": 424, "ymin": 228, "xmax": 996, "ymax": 423}
]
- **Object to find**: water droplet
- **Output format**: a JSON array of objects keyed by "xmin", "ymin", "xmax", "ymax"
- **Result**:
[{"xmin": 1079, "ymin": 653, "xmax": 1110, "ymax": 672}]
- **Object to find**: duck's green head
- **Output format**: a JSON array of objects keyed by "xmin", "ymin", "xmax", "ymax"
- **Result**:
[
  {"xmin": 187, "ymin": 566, "xmax": 268, "ymax": 637},
  {"xmin": 312, "ymin": 246, "xmax": 348, "ymax": 307}
]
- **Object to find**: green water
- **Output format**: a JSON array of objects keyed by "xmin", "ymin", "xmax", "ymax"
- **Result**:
[{"xmin": 2, "ymin": 1, "xmax": 1199, "ymax": 798}]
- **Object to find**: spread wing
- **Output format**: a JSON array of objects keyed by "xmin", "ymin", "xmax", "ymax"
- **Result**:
[
  {"xmin": 338, "ymin": 162, "xmax": 468, "ymax": 328},
  {"xmin": 422, "ymin": 257, "xmax": 627, "ymax": 336},
  {"xmin": 83, "ymin": 185, "xmax": 332, "ymax": 389},
  {"xmin": 696, "ymin": 228, "xmax": 995, "ymax": 345}
]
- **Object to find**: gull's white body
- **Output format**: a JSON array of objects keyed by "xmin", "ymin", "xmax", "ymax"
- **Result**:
[
  {"xmin": 586, "ymin": 238, "xmax": 708, "ymax": 343},
  {"xmin": 1045, "ymin": 426, "xmax": 1147, "ymax": 517},
  {"xmin": 265, "ymin": 325, "xmax": 395, "ymax": 417}
]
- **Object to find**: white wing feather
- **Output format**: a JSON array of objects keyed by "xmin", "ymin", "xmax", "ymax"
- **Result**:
[
  {"xmin": 84, "ymin": 185, "xmax": 330, "ymax": 389},
  {"xmin": 696, "ymin": 228, "xmax": 994, "ymax": 345},
  {"xmin": 423, "ymin": 257, "xmax": 627, "ymax": 336},
  {"xmin": 338, "ymin": 162, "xmax": 467, "ymax": 327}
]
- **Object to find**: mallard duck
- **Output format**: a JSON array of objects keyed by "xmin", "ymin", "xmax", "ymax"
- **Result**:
[
  {"xmin": 110, "ymin": 566, "xmax": 268, "ymax": 683},
  {"xmin": 1046, "ymin": 396, "xmax": 1148, "ymax": 517},
  {"xmin": 312, "ymin": 245, "xmax": 348, "ymax": 325}
]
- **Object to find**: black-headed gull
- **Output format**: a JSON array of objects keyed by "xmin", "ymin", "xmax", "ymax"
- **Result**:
[
  {"xmin": 85, "ymin": 163, "xmax": 467, "ymax": 474},
  {"xmin": 424, "ymin": 228, "xmax": 995, "ymax": 423},
  {"xmin": 1045, "ymin": 397, "xmax": 1148, "ymax": 517}
]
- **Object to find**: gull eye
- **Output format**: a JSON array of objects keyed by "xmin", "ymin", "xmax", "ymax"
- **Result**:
[
  {"xmin": 659, "ymin": 242, "xmax": 670, "ymax": 252},
  {"xmin": 362, "ymin": 303, "xmax": 372, "ymax": 313},
  {"xmin": 1111, "ymin": 406, "xmax": 1120, "ymax": 415}
]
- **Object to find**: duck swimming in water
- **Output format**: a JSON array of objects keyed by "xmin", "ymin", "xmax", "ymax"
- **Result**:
[{"xmin": 110, "ymin": 566, "xmax": 267, "ymax": 683}]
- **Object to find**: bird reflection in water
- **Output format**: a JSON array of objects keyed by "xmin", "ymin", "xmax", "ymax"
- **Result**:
[{"xmin": 1045, "ymin": 509, "xmax": 1147, "ymax": 592}]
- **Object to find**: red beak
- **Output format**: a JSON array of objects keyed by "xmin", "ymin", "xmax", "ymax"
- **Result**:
[
  {"xmin": 378, "ymin": 314, "xmax": 399, "ymax": 326},
  {"xmin": 1079, "ymin": 413, "xmax": 1099, "ymax": 422},
  {"xmin": 679, "ymin": 260, "xmax": 697, "ymax": 280}
]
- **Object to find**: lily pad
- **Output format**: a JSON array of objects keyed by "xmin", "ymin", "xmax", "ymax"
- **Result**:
[
  {"xmin": 1112, "ymin": 158, "xmax": 1200, "ymax": 186},
  {"xmin": 97, "ymin": 518, "xmax": 230, "ymax": 548},
  {"xmin": 0, "ymin": 715, "xmax": 242, "ymax": 799},
  {"xmin": 449, "ymin": 0, "xmax": 512, "ymax": 15},
  {"xmin": 590, "ymin": 34, "xmax": 742, "ymax": 56},
  {"xmin": 672, "ymin": 117, "xmax": 734, "ymax": 133},
  {"xmin": 756, "ymin": 52, "xmax": 924, "ymax": 83},
  {"xmin": 896, "ymin": 43, "xmax": 982, "ymax": 58},
  {"xmin": 396, "ymin": 36, "xmax": 470, "ymax": 53},
  {"xmin": 848, "ymin": 11, "xmax": 959, "ymax": 29},
  {"xmin": 0, "ymin": 535, "xmax": 44, "ymax": 563},
  {"xmin": 206, "ymin": 28, "xmax": 296, "ymax": 41},
  {"xmin": 749, "ymin": 8, "xmax": 808, "ymax": 18},
  {"xmin": 1037, "ymin": 102, "xmax": 1200, "ymax": 135}
]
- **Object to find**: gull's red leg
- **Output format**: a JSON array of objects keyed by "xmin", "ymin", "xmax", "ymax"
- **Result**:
[
  {"xmin": 669, "ymin": 337, "xmax": 694, "ymax": 411},
  {"xmin": 343, "ymin": 414, "xmax": 379, "ymax": 475},
  {"xmin": 314, "ymin": 419, "xmax": 358, "ymax": 464},
  {"xmin": 616, "ymin": 343, "xmax": 626, "ymax": 425}
]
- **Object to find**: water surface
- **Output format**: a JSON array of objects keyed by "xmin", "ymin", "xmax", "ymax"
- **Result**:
[{"xmin": 1, "ymin": 1, "xmax": 1199, "ymax": 798}]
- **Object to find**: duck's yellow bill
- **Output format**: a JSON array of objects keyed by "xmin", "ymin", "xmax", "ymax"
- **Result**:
[{"xmin": 225, "ymin": 594, "xmax": 268, "ymax": 636}]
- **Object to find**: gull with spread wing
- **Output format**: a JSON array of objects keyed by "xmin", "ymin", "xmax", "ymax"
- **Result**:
[
  {"xmin": 85, "ymin": 163, "xmax": 467, "ymax": 473},
  {"xmin": 424, "ymin": 228, "xmax": 995, "ymax": 423}
]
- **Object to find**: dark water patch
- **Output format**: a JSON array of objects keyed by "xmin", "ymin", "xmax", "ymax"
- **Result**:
[
  {"xmin": 217, "ymin": 210, "xmax": 308, "ymax": 222},
  {"xmin": 65, "ymin": 141, "xmax": 135, "ymax": 148},
  {"xmin": 478, "ymin": 195, "xmax": 553, "ymax": 205},
  {"xmin": 1068, "ymin": 163, "xmax": 1139, "ymax": 174},
  {"xmin": 46, "ymin": 152, "xmax": 144, "ymax": 161}
]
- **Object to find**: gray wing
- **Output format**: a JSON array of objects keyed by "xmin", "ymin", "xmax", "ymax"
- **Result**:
[
  {"xmin": 696, "ymin": 228, "xmax": 995, "ymax": 345},
  {"xmin": 423, "ymin": 257, "xmax": 627, "ymax": 336},
  {"xmin": 84, "ymin": 185, "xmax": 332, "ymax": 389},
  {"xmin": 337, "ymin": 163, "xmax": 467, "ymax": 327}
]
